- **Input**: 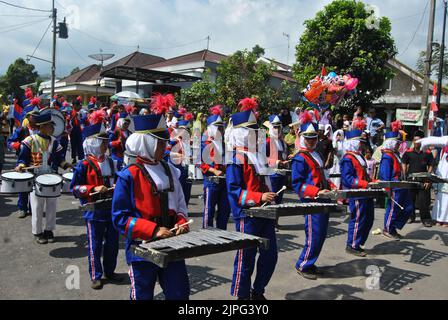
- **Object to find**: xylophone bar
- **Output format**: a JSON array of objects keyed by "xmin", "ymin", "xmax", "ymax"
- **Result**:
[
  {"xmin": 318, "ymin": 189, "xmax": 385, "ymax": 200},
  {"xmin": 369, "ymin": 181, "xmax": 422, "ymax": 190},
  {"xmin": 244, "ymin": 203, "xmax": 347, "ymax": 220},
  {"xmin": 408, "ymin": 173, "xmax": 448, "ymax": 184},
  {"xmin": 132, "ymin": 228, "xmax": 269, "ymax": 268}
]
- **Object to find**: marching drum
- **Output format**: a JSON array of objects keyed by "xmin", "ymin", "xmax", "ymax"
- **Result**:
[
  {"xmin": 40, "ymin": 108, "xmax": 65, "ymax": 138},
  {"xmin": 0, "ymin": 172, "xmax": 34, "ymax": 194},
  {"xmin": 34, "ymin": 174, "xmax": 63, "ymax": 198},
  {"xmin": 62, "ymin": 172, "xmax": 74, "ymax": 194}
]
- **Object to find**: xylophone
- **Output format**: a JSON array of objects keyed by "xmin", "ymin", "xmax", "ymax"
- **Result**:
[
  {"xmin": 318, "ymin": 189, "xmax": 385, "ymax": 200},
  {"xmin": 207, "ymin": 175, "xmax": 226, "ymax": 184},
  {"xmin": 244, "ymin": 202, "xmax": 346, "ymax": 220},
  {"xmin": 368, "ymin": 181, "xmax": 422, "ymax": 190},
  {"xmin": 408, "ymin": 173, "xmax": 448, "ymax": 184},
  {"xmin": 79, "ymin": 198, "xmax": 112, "ymax": 211},
  {"xmin": 132, "ymin": 228, "xmax": 269, "ymax": 268},
  {"xmin": 273, "ymin": 169, "xmax": 292, "ymax": 175}
]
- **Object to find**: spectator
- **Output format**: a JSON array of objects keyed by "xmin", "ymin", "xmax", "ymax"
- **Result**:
[
  {"xmin": 316, "ymin": 124, "xmax": 334, "ymax": 171},
  {"xmin": 279, "ymin": 108, "xmax": 292, "ymax": 128},
  {"xmin": 366, "ymin": 108, "xmax": 385, "ymax": 147},
  {"xmin": 365, "ymin": 148, "xmax": 377, "ymax": 180},
  {"xmin": 402, "ymin": 133, "xmax": 435, "ymax": 227},
  {"xmin": 333, "ymin": 114, "xmax": 343, "ymax": 130}
]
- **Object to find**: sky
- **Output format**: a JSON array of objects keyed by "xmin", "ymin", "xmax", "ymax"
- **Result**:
[{"xmin": 0, "ymin": 0, "xmax": 446, "ymax": 79}]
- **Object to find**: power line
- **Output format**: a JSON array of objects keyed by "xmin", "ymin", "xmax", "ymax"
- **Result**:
[
  {"xmin": 0, "ymin": 14, "xmax": 49, "ymax": 17},
  {"xmin": 29, "ymin": 20, "xmax": 53, "ymax": 60},
  {"xmin": 0, "ymin": 18, "xmax": 49, "ymax": 34},
  {"xmin": 66, "ymin": 39, "xmax": 89, "ymax": 65},
  {"xmin": 399, "ymin": 0, "xmax": 430, "ymax": 56},
  {"xmin": 0, "ymin": 18, "xmax": 50, "ymax": 32},
  {"xmin": 0, "ymin": 0, "xmax": 51, "ymax": 12}
]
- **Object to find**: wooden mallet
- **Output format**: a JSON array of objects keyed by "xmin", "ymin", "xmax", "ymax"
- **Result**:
[{"xmin": 261, "ymin": 186, "xmax": 287, "ymax": 208}]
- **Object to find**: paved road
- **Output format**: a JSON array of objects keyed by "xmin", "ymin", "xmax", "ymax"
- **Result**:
[{"xmin": 1, "ymin": 151, "xmax": 448, "ymax": 300}]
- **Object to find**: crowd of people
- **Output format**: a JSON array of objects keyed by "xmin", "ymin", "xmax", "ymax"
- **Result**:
[{"xmin": 0, "ymin": 88, "xmax": 448, "ymax": 300}]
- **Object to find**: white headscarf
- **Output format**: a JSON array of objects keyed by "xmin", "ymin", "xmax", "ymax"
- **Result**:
[
  {"xmin": 226, "ymin": 126, "xmax": 272, "ymax": 178},
  {"xmin": 83, "ymin": 137, "xmax": 103, "ymax": 158},
  {"xmin": 383, "ymin": 138, "xmax": 398, "ymax": 150},
  {"xmin": 206, "ymin": 124, "xmax": 224, "ymax": 157},
  {"xmin": 125, "ymin": 133, "xmax": 159, "ymax": 162},
  {"xmin": 343, "ymin": 139, "xmax": 361, "ymax": 153}
]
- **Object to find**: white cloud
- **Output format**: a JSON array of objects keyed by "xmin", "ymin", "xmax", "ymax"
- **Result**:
[{"xmin": 0, "ymin": 0, "xmax": 444, "ymax": 78}]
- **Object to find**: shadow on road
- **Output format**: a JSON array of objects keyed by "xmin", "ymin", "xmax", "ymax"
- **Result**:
[
  {"xmin": 277, "ymin": 233, "xmax": 303, "ymax": 253},
  {"xmin": 370, "ymin": 240, "xmax": 448, "ymax": 267},
  {"xmin": 0, "ymin": 196, "xmax": 18, "ymax": 218},
  {"xmin": 405, "ymin": 229, "xmax": 448, "ymax": 246},
  {"xmin": 285, "ymin": 284, "xmax": 364, "ymax": 300},
  {"xmin": 56, "ymin": 209, "xmax": 85, "ymax": 227},
  {"xmin": 154, "ymin": 265, "xmax": 232, "ymax": 300}
]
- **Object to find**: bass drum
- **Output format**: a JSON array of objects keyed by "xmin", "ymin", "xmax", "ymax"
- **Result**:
[{"xmin": 40, "ymin": 108, "xmax": 66, "ymax": 138}]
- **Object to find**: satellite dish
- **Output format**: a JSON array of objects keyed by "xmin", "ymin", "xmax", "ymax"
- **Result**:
[{"xmin": 88, "ymin": 53, "xmax": 115, "ymax": 63}]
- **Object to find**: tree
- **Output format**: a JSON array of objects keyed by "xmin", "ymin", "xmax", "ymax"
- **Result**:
[
  {"xmin": 0, "ymin": 58, "xmax": 39, "ymax": 98},
  {"xmin": 70, "ymin": 67, "xmax": 81, "ymax": 75},
  {"xmin": 416, "ymin": 46, "xmax": 448, "ymax": 80},
  {"xmin": 178, "ymin": 70, "xmax": 217, "ymax": 114},
  {"xmin": 215, "ymin": 46, "xmax": 277, "ymax": 114},
  {"xmin": 293, "ymin": 0, "xmax": 397, "ymax": 109}
]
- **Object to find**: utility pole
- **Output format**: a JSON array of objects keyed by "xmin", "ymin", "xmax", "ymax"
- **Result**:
[
  {"xmin": 51, "ymin": 0, "xmax": 57, "ymax": 98},
  {"xmin": 437, "ymin": 0, "xmax": 447, "ymax": 110},
  {"xmin": 206, "ymin": 36, "xmax": 211, "ymax": 51},
  {"xmin": 422, "ymin": 0, "xmax": 436, "ymax": 134},
  {"xmin": 283, "ymin": 32, "xmax": 290, "ymax": 66}
]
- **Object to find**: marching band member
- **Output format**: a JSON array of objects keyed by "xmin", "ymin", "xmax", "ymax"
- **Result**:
[
  {"xmin": 340, "ymin": 119, "xmax": 374, "ymax": 257},
  {"xmin": 70, "ymin": 97, "xmax": 86, "ymax": 164},
  {"xmin": 200, "ymin": 106, "xmax": 230, "ymax": 230},
  {"xmin": 109, "ymin": 113, "xmax": 132, "ymax": 169},
  {"xmin": 291, "ymin": 111, "xmax": 335, "ymax": 280},
  {"xmin": 226, "ymin": 98, "xmax": 278, "ymax": 300},
  {"xmin": 7, "ymin": 104, "xmax": 39, "ymax": 219},
  {"xmin": 379, "ymin": 121, "xmax": 414, "ymax": 240},
  {"xmin": 265, "ymin": 115, "xmax": 289, "ymax": 204},
  {"xmin": 15, "ymin": 112, "xmax": 71, "ymax": 244},
  {"xmin": 111, "ymin": 108, "xmax": 190, "ymax": 300},
  {"xmin": 71, "ymin": 116, "xmax": 122, "ymax": 290}
]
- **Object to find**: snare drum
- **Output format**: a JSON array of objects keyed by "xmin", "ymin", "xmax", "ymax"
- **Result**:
[
  {"xmin": 0, "ymin": 172, "xmax": 35, "ymax": 194},
  {"xmin": 62, "ymin": 172, "xmax": 74, "ymax": 194},
  {"xmin": 34, "ymin": 174, "xmax": 63, "ymax": 198}
]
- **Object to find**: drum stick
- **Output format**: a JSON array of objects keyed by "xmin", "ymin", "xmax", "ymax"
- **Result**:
[
  {"xmin": 170, "ymin": 219, "xmax": 194, "ymax": 232},
  {"xmin": 89, "ymin": 187, "xmax": 115, "ymax": 196},
  {"xmin": 261, "ymin": 186, "xmax": 287, "ymax": 208},
  {"xmin": 389, "ymin": 197, "xmax": 404, "ymax": 210},
  {"xmin": 4, "ymin": 165, "xmax": 41, "ymax": 173}
]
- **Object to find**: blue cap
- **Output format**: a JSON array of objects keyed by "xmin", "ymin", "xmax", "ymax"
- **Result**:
[
  {"xmin": 230, "ymin": 110, "xmax": 258, "ymax": 129},
  {"xmin": 269, "ymin": 115, "xmax": 282, "ymax": 126},
  {"xmin": 23, "ymin": 105, "xmax": 39, "ymax": 117},
  {"xmin": 385, "ymin": 131, "xmax": 400, "ymax": 140},
  {"xmin": 345, "ymin": 130, "xmax": 364, "ymax": 140},
  {"xmin": 207, "ymin": 115, "xmax": 224, "ymax": 126},
  {"xmin": 34, "ymin": 112, "xmax": 55, "ymax": 126},
  {"xmin": 300, "ymin": 122, "xmax": 319, "ymax": 138},
  {"xmin": 82, "ymin": 123, "xmax": 108, "ymax": 141},
  {"xmin": 133, "ymin": 114, "xmax": 169, "ymax": 140},
  {"xmin": 177, "ymin": 120, "xmax": 191, "ymax": 128}
]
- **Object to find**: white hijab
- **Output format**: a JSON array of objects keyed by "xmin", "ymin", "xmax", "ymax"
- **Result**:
[
  {"xmin": 125, "ymin": 133, "xmax": 158, "ymax": 162},
  {"xmin": 83, "ymin": 137, "xmax": 103, "ymax": 158},
  {"xmin": 343, "ymin": 139, "xmax": 366, "ymax": 166},
  {"xmin": 206, "ymin": 124, "xmax": 224, "ymax": 159}
]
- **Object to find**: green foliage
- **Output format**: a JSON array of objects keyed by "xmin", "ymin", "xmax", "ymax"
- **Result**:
[
  {"xmin": 215, "ymin": 46, "xmax": 277, "ymax": 114},
  {"xmin": 293, "ymin": 0, "xmax": 397, "ymax": 109},
  {"xmin": 178, "ymin": 70, "xmax": 217, "ymax": 114},
  {"xmin": 0, "ymin": 58, "xmax": 39, "ymax": 98}
]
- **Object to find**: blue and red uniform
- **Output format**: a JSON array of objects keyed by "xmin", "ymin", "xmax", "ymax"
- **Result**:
[
  {"xmin": 71, "ymin": 156, "xmax": 120, "ymax": 282},
  {"xmin": 292, "ymin": 149, "xmax": 334, "ymax": 272},
  {"xmin": 109, "ymin": 127, "xmax": 131, "ymax": 168},
  {"xmin": 379, "ymin": 150, "xmax": 414, "ymax": 234},
  {"xmin": 340, "ymin": 152, "xmax": 375, "ymax": 250},
  {"xmin": 199, "ymin": 138, "xmax": 230, "ymax": 230},
  {"xmin": 266, "ymin": 137, "xmax": 288, "ymax": 204},
  {"xmin": 69, "ymin": 110, "xmax": 86, "ymax": 162},
  {"xmin": 111, "ymin": 159, "xmax": 190, "ymax": 300},
  {"xmin": 165, "ymin": 137, "xmax": 192, "ymax": 205},
  {"xmin": 226, "ymin": 149, "xmax": 278, "ymax": 299}
]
